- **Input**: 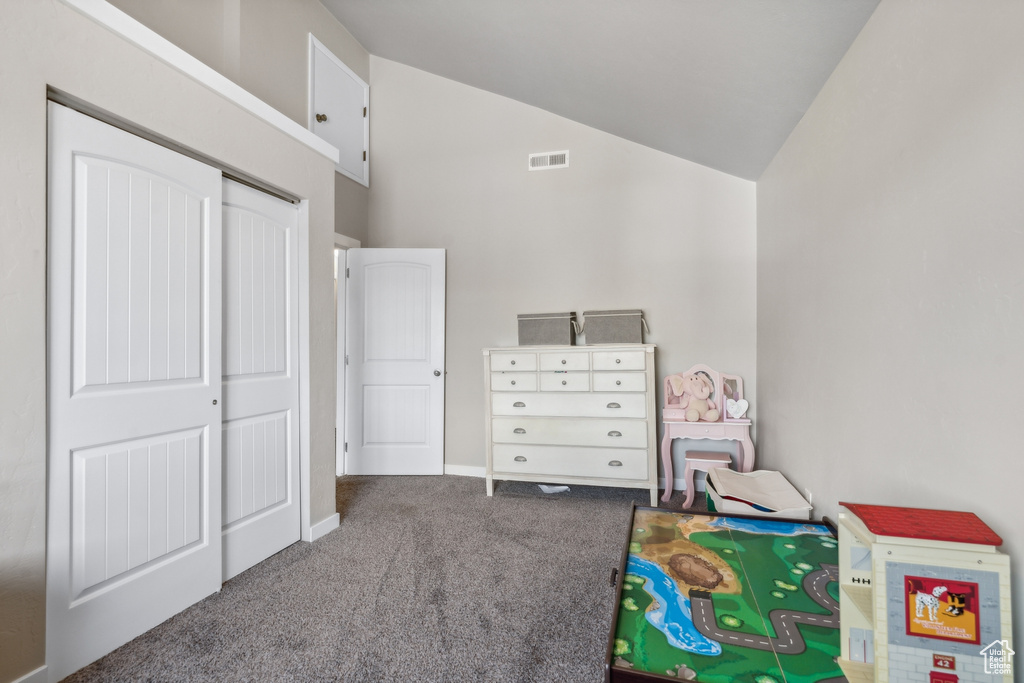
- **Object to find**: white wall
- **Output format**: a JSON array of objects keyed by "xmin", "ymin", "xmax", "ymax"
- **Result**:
[
  {"xmin": 367, "ymin": 57, "xmax": 758, "ymax": 476},
  {"xmin": 0, "ymin": 1, "xmax": 342, "ymax": 679},
  {"xmin": 757, "ymin": 0, "xmax": 1024, "ymax": 640}
]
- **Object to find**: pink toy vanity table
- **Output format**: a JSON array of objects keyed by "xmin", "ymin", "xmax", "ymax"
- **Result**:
[{"xmin": 660, "ymin": 364, "xmax": 754, "ymax": 503}]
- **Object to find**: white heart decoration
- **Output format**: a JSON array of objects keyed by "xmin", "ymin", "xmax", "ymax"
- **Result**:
[{"xmin": 726, "ymin": 398, "xmax": 749, "ymax": 419}]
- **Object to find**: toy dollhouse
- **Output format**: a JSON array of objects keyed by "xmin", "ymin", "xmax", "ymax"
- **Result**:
[{"xmin": 837, "ymin": 503, "xmax": 1013, "ymax": 683}]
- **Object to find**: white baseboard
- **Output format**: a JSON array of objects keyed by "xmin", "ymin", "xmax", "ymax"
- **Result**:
[
  {"xmin": 309, "ymin": 512, "xmax": 340, "ymax": 542},
  {"xmin": 441, "ymin": 469, "xmax": 692, "ymax": 489},
  {"xmin": 444, "ymin": 464, "xmax": 485, "ymax": 478},
  {"xmin": 13, "ymin": 665, "xmax": 47, "ymax": 683},
  {"xmin": 659, "ymin": 476, "xmax": 700, "ymax": 492}
]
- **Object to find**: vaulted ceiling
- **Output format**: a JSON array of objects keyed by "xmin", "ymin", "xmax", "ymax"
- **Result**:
[{"xmin": 319, "ymin": 0, "xmax": 879, "ymax": 180}]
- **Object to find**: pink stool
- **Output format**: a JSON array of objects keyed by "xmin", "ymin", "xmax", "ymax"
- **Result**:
[{"xmin": 682, "ymin": 451, "xmax": 732, "ymax": 509}]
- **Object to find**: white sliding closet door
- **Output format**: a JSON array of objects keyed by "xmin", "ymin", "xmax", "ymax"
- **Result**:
[
  {"xmin": 221, "ymin": 180, "xmax": 301, "ymax": 580},
  {"xmin": 46, "ymin": 102, "xmax": 223, "ymax": 681}
]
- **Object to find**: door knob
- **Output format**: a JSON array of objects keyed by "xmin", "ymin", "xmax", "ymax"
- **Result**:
[
  {"xmin": 434, "ymin": 369, "xmax": 441, "ymax": 376},
  {"xmin": 315, "ymin": 113, "xmax": 328, "ymax": 123}
]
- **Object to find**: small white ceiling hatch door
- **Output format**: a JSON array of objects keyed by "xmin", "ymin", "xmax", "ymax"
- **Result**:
[{"xmin": 309, "ymin": 34, "xmax": 369, "ymax": 186}]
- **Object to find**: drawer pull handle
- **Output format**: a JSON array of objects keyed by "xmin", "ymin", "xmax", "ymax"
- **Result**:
[
  {"xmin": 616, "ymin": 358, "xmax": 621, "ymax": 364},
  {"xmin": 561, "ymin": 359, "xmax": 567, "ymax": 365},
  {"xmin": 513, "ymin": 428, "xmax": 526, "ymax": 434},
  {"xmin": 615, "ymin": 380, "xmax": 622, "ymax": 386},
  {"xmin": 513, "ymin": 401, "xmax": 526, "ymax": 408},
  {"xmin": 510, "ymin": 380, "xmax": 516, "ymax": 385},
  {"xmin": 608, "ymin": 430, "xmax": 622, "ymax": 437},
  {"xmin": 607, "ymin": 402, "xmax": 621, "ymax": 409},
  {"xmin": 514, "ymin": 455, "xmax": 527, "ymax": 462},
  {"xmin": 561, "ymin": 380, "xmax": 567, "ymax": 386},
  {"xmin": 609, "ymin": 460, "xmax": 623, "ymax": 467}
]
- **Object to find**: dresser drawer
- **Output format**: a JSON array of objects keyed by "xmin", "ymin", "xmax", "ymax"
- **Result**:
[
  {"xmin": 539, "ymin": 372, "xmax": 590, "ymax": 391},
  {"xmin": 592, "ymin": 350, "xmax": 646, "ymax": 371},
  {"xmin": 492, "ymin": 417, "xmax": 648, "ymax": 448},
  {"xmin": 492, "ymin": 392, "xmax": 647, "ymax": 418},
  {"xmin": 490, "ymin": 372, "xmax": 538, "ymax": 391},
  {"xmin": 492, "ymin": 444, "xmax": 648, "ymax": 480},
  {"xmin": 539, "ymin": 351, "xmax": 589, "ymax": 371},
  {"xmin": 490, "ymin": 352, "xmax": 537, "ymax": 372},
  {"xmin": 592, "ymin": 371, "xmax": 647, "ymax": 392}
]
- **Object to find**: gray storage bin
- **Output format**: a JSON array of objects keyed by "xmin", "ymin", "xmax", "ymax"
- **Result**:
[
  {"xmin": 581, "ymin": 309, "xmax": 648, "ymax": 344},
  {"xmin": 517, "ymin": 312, "xmax": 579, "ymax": 346}
]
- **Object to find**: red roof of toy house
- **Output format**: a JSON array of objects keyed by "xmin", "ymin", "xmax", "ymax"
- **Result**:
[{"xmin": 840, "ymin": 502, "xmax": 1003, "ymax": 546}]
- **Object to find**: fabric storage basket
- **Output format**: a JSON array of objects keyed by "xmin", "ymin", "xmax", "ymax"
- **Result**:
[
  {"xmin": 517, "ymin": 312, "xmax": 579, "ymax": 345},
  {"xmin": 581, "ymin": 309, "xmax": 647, "ymax": 344}
]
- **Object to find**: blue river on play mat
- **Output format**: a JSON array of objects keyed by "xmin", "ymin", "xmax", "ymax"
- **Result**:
[
  {"xmin": 627, "ymin": 556, "xmax": 721, "ymax": 655},
  {"xmin": 707, "ymin": 516, "xmax": 831, "ymax": 537}
]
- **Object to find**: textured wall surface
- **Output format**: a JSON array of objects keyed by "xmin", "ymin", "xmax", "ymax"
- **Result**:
[
  {"xmin": 0, "ymin": 1, "xmax": 341, "ymax": 679},
  {"xmin": 366, "ymin": 57, "xmax": 758, "ymax": 476},
  {"xmin": 757, "ymin": 0, "xmax": 1024, "ymax": 659},
  {"xmin": 107, "ymin": 0, "xmax": 370, "ymax": 243}
]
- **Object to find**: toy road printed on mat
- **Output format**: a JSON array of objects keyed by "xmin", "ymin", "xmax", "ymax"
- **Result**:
[{"xmin": 612, "ymin": 510, "xmax": 844, "ymax": 683}]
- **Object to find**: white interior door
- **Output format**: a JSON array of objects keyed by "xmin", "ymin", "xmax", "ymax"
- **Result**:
[
  {"xmin": 221, "ymin": 180, "xmax": 301, "ymax": 581},
  {"xmin": 345, "ymin": 249, "xmax": 445, "ymax": 475},
  {"xmin": 46, "ymin": 102, "xmax": 223, "ymax": 681}
]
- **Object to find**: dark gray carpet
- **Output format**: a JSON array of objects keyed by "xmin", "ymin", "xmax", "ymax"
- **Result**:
[{"xmin": 64, "ymin": 475, "xmax": 701, "ymax": 682}]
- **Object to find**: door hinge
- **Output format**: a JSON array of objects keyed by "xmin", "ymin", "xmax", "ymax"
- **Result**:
[
  {"xmin": 346, "ymin": 267, "xmax": 350, "ymax": 278},
  {"xmin": 345, "ymin": 354, "xmax": 349, "ymax": 366},
  {"xmin": 344, "ymin": 442, "xmax": 348, "ymax": 453},
  {"xmin": 363, "ymin": 150, "xmax": 367, "ymax": 162},
  {"xmin": 363, "ymin": 106, "xmax": 367, "ymax": 117}
]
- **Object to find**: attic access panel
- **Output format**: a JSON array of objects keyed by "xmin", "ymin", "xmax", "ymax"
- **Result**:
[{"xmin": 309, "ymin": 34, "xmax": 369, "ymax": 186}]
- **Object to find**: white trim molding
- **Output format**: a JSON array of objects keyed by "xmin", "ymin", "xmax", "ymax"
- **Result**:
[
  {"xmin": 12, "ymin": 665, "xmax": 47, "ymax": 683},
  {"xmin": 659, "ymin": 476, "xmax": 699, "ymax": 493},
  {"xmin": 444, "ymin": 464, "xmax": 486, "ymax": 478},
  {"xmin": 334, "ymin": 233, "xmax": 361, "ymax": 249},
  {"xmin": 296, "ymin": 201, "xmax": 313, "ymax": 542},
  {"xmin": 309, "ymin": 513, "xmax": 341, "ymax": 542},
  {"xmin": 58, "ymin": 0, "xmax": 339, "ymax": 165}
]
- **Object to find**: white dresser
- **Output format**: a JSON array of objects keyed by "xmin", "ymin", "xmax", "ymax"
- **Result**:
[{"xmin": 483, "ymin": 344, "xmax": 658, "ymax": 505}]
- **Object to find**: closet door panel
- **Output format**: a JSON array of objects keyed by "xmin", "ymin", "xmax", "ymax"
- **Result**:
[{"xmin": 47, "ymin": 102, "xmax": 223, "ymax": 682}]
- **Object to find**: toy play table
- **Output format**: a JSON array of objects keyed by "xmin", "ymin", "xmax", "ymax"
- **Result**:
[{"xmin": 607, "ymin": 506, "xmax": 842, "ymax": 682}]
